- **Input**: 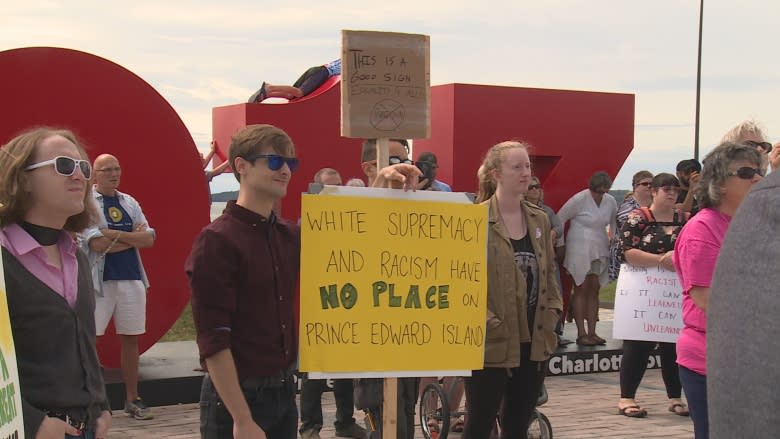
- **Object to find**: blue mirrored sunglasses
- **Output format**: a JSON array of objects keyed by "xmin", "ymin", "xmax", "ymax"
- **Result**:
[{"xmin": 244, "ymin": 153, "xmax": 299, "ymax": 172}]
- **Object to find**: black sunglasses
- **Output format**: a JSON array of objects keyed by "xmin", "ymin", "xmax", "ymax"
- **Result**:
[
  {"xmin": 744, "ymin": 140, "xmax": 773, "ymax": 153},
  {"xmin": 244, "ymin": 153, "xmax": 299, "ymax": 172},
  {"xmin": 728, "ymin": 166, "xmax": 763, "ymax": 179},
  {"xmin": 659, "ymin": 185, "xmax": 681, "ymax": 193},
  {"xmin": 24, "ymin": 156, "xmax": 92, "ymax": 179},
  {"xmin": 389, "ymin": 156, "xmax": 413, "ymax": 165},
  {"xmin": 528, "ymin": 184, "xmax": 541, "ymax": 190},
  {"xmin": 636, "ymin": 181, "xmax": 652, "ymax": 188}
]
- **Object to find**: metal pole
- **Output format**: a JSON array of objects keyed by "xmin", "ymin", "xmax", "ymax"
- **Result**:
[{"xmin": 694, "ymin": 0, "xmax": 703, "ymax": 160}]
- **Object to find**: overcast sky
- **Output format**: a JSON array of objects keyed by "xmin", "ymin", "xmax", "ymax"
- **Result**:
[{"xmin": 4, "ymin": 0, "xmax": 779, "ymax": 193}]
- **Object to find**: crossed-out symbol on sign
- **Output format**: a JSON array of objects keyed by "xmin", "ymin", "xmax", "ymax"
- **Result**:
[{"xmin": 370, "ymin": 99, "xmax": 405, "ymax": 131}]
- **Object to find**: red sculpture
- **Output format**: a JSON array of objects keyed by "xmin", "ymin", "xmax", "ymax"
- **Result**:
[
  {"xmin": 214, "ymin": 80, "xmax": 634, "ymax": 218},
  {"xmin": 0, "ymin": 47, "xmax": 205, "ymax": 367}
]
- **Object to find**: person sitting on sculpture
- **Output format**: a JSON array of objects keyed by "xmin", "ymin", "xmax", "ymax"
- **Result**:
[{"xmin": 249, "ymin": 59, "xmax": 341, "ymax": 103}]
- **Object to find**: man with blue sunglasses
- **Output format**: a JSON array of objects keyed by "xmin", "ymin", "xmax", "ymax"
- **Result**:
[{"xmin": 186, "ymin": 124, "xmax": 301, "ymax": 439}]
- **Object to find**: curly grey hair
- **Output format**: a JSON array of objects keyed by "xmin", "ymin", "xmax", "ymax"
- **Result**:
[{"xmin": 695, "ymin": 141, "xmax": 762, "ymax": 209}]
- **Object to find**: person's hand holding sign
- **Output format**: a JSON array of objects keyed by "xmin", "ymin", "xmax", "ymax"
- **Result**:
[{"xmin": 372, "ymin": 163, "xmax": 422, "ymax": 191}]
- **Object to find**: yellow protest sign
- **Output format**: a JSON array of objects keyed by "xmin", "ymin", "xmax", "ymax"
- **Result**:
[
  {"xmin": 0, "ymin": 258, "xmax": 24, "ymax": 439},
  {"xmin": 299, "ymin": 192, "xmax": 487, "ymax": 375}
]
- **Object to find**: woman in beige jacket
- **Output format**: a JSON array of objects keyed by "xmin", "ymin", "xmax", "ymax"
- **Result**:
[{"xmin": 463, "ymin": 141, "xmax": 562, "ymax": 439}]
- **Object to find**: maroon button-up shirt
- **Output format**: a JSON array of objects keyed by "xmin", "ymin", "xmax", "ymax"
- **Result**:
[{"xmin": 185, "ymin": 201, "xmax": 299, "ymax": 380}]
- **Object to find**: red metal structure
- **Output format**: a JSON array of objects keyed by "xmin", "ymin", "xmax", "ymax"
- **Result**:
[
  {"xmin": 212, "ymin": 76, "xmax": 365, "ymax": 219},
  {"xmin": 213, "ymin": 81, "xmax": 634, "ymax": 218},
  {"xmin": 0, "ymin": 47, "xmax": 204, "ymax": 367}
]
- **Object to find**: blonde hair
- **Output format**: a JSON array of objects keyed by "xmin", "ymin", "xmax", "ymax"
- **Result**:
[
  {"xmin": 0, "ymin": 127, "xmax": 98, "ymax": 231},
  {"xmin": 721, "ymin": 119, "xmax": 766, "ymax": 143},
  {"xmin": 476, "ymin": 140, "xmax": 531, "ymax": 203}
]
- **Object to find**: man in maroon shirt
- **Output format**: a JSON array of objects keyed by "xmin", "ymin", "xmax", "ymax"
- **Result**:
[{"xmin": 186, "ymin": 124, "xmax": 301, "ymax": 439}]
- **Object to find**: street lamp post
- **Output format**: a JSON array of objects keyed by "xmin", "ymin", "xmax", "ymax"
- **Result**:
[{"xmin": 694, "ymin": 0, "xmax": 704, "ymax": 160}]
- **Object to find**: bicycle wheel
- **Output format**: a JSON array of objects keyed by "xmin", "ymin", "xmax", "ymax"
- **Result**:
[
  {"xmin": 419, "ymin": 383, "xmax": 450, "ymax": 439},
  {"xmin": 527, "ymin": 410, "xmax": 552, "ymax": 439}
]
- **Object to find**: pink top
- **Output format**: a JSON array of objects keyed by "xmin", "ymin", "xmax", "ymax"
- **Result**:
[
  {"xmin": 0, "ymin": 223, "xmax": 80, "ymax": 308},
  {"xmin": 672, "ymin": 207, "xmax": 731, "ymax": 376}
]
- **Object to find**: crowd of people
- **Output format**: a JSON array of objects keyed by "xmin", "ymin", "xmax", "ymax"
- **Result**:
[{"xmin": 1, "ymin": 118, "xmax": 778, "ymax": 439}]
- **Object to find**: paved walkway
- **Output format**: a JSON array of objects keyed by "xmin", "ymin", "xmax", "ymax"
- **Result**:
[
  {"xmin": 111, "ymin": 307, "xmax": 694, "ymax": 438},
  {"xmin": 110, "ymin": 368, "xmax": 693, "ymax": 438}
]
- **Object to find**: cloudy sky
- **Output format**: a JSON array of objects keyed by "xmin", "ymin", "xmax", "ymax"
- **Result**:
[{"xmin": 3, "ymin": 0, "xmax": 778, "ymax": 193}]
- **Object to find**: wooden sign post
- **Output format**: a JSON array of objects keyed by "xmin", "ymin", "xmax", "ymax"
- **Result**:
[{"xmin": 340, "ymin": 29, "xmax": 431, "ymax": 438}]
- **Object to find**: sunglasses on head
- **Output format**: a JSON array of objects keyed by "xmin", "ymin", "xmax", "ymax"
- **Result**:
[
  {"xmin": 389, "ymin": 156, "xmax": 413, "ymax": 165},
  {"xmin": 244, "ymin": 153, "xmax": 299, "ymax": 172},
  {"xmin": 728, "ymin": 166, "xmax": 763, "ymax": 179},
  {"xmin": 24, "ymin": 156, "xmax": 92, "ymax": 179},
  {"xmin": 744, "ymin": 140, "xmax": 773, "ymax": 153},
  {"xmin": 528, "ymin": 184, "xmax": 541, "ymax": 190}
]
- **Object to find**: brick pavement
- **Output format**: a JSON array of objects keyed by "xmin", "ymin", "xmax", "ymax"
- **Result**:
[{"xmin": 109, "ymin": 368, "xmax": 693, "ymax": 438}]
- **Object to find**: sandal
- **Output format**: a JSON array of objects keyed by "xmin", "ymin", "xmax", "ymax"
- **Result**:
[
  {"xmin": 576, "ymin": 335, "xmax": 598, "ymax": 346},
  {"xmin": 451, "ymin": 417, "xmax": 464, "ymax": 433},
  {"xmin": 248, "ymin": 82, "xmax": 268, "ymax": 103},
  {"xmin": 617, "ymin": 405, "xmax": 648, "ymax": 418},
  {"xmin": 668, "ymin": 403, "xmax": 690, "ymax": 416},
  {"xmin": 592, "ymin": 334, "xmax": 607, "ymax": 345}
]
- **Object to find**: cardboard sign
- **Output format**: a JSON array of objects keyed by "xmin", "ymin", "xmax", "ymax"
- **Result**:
[
  {"xmin": 299, "ymin": 191, "xmax": 487, "ymax": 377},
  {"xmin": 341, "ymin": 30, "xmax": 430, "ymax": 139},
  {"xmin": 0, "ymin": 258, "xmax": 25, "ymax": 439},
  {"xmin": 613, "ymin": 264, "xmax": 684, "ymax": 343}
]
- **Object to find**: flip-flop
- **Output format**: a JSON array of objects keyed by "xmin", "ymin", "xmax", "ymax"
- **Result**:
[
  {"xmin": 618, "ymin": 405, "xmax": 648, "ymax": 418},
  {"xmin": 451, "ymin": 417, "xmax": 464, "ymax": 432},
  {"xmin": 669, "ymin": 403, "xmax": 690, "ymax": 416}
]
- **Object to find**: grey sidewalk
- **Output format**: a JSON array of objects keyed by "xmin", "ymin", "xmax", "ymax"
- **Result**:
[{"xmin": 110, "ymin": 368, "xmax": 693, "ymax": 438}]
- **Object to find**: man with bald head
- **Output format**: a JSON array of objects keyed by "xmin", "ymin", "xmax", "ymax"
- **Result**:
[{"xmin": 83, "ymin": 153, "xmax": 156, "ymax": 420}]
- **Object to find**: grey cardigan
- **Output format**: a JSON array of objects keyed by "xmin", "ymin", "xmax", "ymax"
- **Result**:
[
  {"xmin": 709, "ymin": 169, "xmax": 780, "ymax": 438},
  {"xmin": 3, "ymin": 246, "xmax": 109, "ymax": 437}
]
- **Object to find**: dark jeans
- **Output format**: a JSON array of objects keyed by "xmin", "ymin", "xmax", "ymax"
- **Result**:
[
  {"xmin": 679, "ymin": 365, "xmax": 708, "ymax": 439},
  {"xmin": 293, "ymin": 66, "xmax": 330, "ymax": 96},
  {"xmin": 363, "ymin": 377, "xmax": 419, "ymax": 439},
  {"xmin": 620, "ymin": 340, "xmax": 681, "ymax": 399},
  {"xmin": 464, "ymin": 344, "xmax": 547, "ymax": 439},
  {"xmin": 300, "ymin": 375, "xmax": 357, "ymax": 432},
  {"xmin": 200, "ymin": 373, "xmax": 298, "ymax": 439}
]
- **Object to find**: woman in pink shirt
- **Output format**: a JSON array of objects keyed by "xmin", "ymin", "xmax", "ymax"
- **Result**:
[{"xmin": 673, "ymin": 141, "xmax": 763, "ymax": 439}]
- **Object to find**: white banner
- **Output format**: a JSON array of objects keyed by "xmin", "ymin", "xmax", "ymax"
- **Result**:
[{"xmin": 613, "ymin": 264, "xmax": 683, "ymax": 343}]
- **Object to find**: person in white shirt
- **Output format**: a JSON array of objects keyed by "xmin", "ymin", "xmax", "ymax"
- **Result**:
[{"xmin": 557, "ymin": 171, "xmax": 617, "ymax": 346}]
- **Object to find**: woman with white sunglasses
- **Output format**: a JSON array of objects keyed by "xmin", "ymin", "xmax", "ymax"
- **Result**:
[{"xmin": 0, "ymin": 127, "xmax": 111, "ymax": 439}]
